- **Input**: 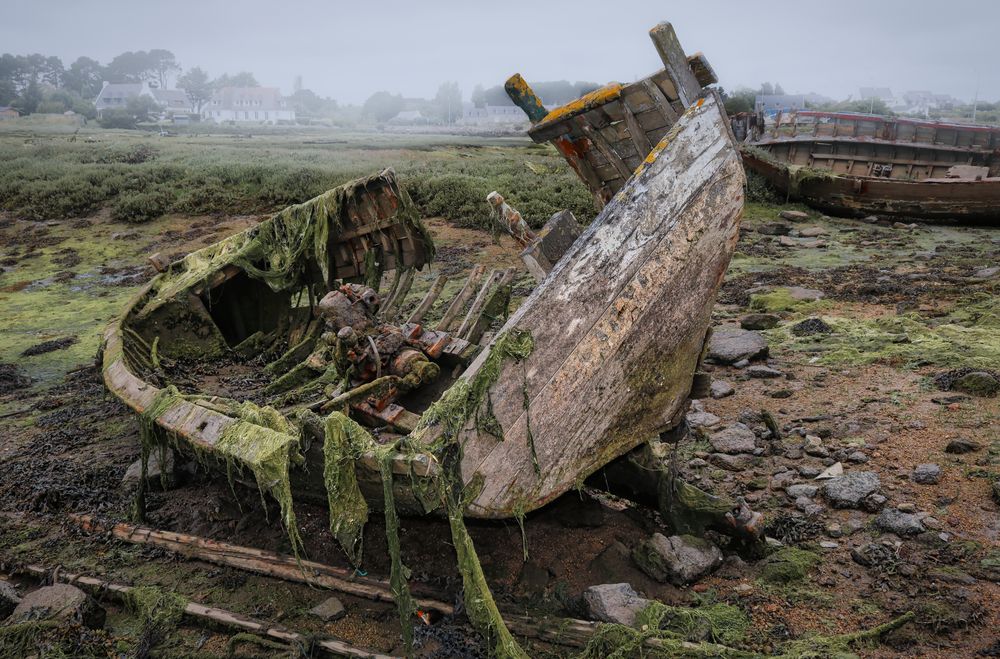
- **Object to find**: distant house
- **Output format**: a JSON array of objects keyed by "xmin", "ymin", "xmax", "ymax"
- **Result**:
[
  {"xmin": 94, "ymin": 81, "xmax": 194, "ymax": 119},
  {"xmin": 203, "ymin": 87, "xmax": 295, "ymax": 124},
  {"xmin": 460, "ymin": 103, "xmax": 526, "ymax": 125},
  {"xmin": 0, "ymin": 106, "xmax": 19, "ymax": 120},
  {"xmin": 754, "ymin": 94, "xmax": 806, "ymax": 117}
]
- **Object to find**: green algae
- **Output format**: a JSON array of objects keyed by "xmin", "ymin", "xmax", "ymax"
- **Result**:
[
  {"xmin": 758, "ymin": 547, "xmax": 822, "ymax": 584},
  {"xmin": 749, "ymin": 288, "xmax": 823, "ymax": 313},
  {"xmin": 122, "ymin": 585, "xmax": 188, "ymax": 652},
  {"xmin": 771, "ymin": 294, "xmax": 1000, "ymax": 370}
]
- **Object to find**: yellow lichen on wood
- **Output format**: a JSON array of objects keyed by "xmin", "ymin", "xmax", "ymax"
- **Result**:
[{"xmin": 538, "ymin": 83, "xmax": 624, "ymax": 126}]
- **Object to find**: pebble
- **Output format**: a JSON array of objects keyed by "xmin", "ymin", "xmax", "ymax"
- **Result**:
[
  {"xmin": 912, "ymin": 463, "xmax": 942, "ymax": 485},
  {"xmin": 820, "ymin": 541, "xmax": 839, "ymax": 549},
  {"xmin": 786, "ymin": 484, "xmax": 819, "ymax": 498},
  {"xmin": 847, "ymin": 451, "xmax": 869, "ymax": 463},
  {"xmin": 747, "ymin": 365, "xmax": 784, "ymax": 379},
  {"xmin": 825, "ymin": 523, "xmax": 843, "ymax": 538},
  {"xmin": 710, "ymin": 380, "xmax": 735, "ymax": 399}
]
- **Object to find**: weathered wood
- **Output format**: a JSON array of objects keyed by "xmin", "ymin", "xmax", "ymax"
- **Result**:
[
  {"xmin": 686, "ymin": 52, "xmax": 718, "ymax": 86},
  {"xmin": 649, "ymin": 22, "xmax": 703, "ymax": 107},
  {"xmin": 619, "ymin": 96, "xmax": 653, "ymax": 159},
  {"xmin": 67, "ymin": 514, "xmax": 454, "ymax": 616},
  {"xmin": 406, "ymin": 274, "xmax": 448, "ymax": 324},
  {"xmin": 504, "ymin": 74, "xmax": 548, "ymax": 123},
  {"xmin": 437, "ymin": 93, "xmax": 743, "ymax": 517},
  {"xmin": 12, "ymin": 562, "xmax": 398, "ymax": 658},
  {"xmin": 455, "ymin": 269, "xmax": 503, "ymax": 339},
  {"xmin": 641, "ymin": 78, "xmax": 680, "ymax": 126},
  {"xmin": 461, "ymin": 269, "xmax": 515, "ymax": 344},
  {"xmin": 577, "ymin": 117, "xmax": 633, "ymax": 181},
  {"xmin": 379, "ymin": 268, "xmax": 414, "ymax": 321},
  {"xmin": 436, "ymin": 264, "xmax": 485, "ymax": 331}
]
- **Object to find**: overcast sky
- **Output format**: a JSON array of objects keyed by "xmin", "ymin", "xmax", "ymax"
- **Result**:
[{"xmin": 4, "ymin": 0, "xmax": 997, "ymax": 104}]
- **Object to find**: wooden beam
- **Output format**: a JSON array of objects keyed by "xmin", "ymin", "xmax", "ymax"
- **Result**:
[
  {"xmin": 577, "ymin": 117, "xmax": 633, "ymax": 181},
  {"xmin": 10, "ymin": 562, "xmax": 399, "ymax": 659},
  {"xmin": 686, "ymin": 52, "xmax": 718, "ymax": 86},
  {"xmin": 641, "ymin": 79, "xmax": 679, "ymax": 127},
  {"xmin": 66, "ymin": 514, "xmax": 454, "ymax": 616},
  {"xmin": 504, "ymin": 74, "xmax": 548, "ymax": 123},
  {"xmin": 648, "ymin": 22, "xmax": 702, "ymax": 107},
  {"xmin": 461, "ymin": 269, "xmax": 515, "ymax": 344},
  {"xmin": 436, "ymin": 264, "xmax": 485, "ymax": 332},
  {"xmin": 380, "ymin": 269, "xmax": 414, "ymax": 321},
  {"xmin": 455, "ymin": 269, "xmax": 503, "ymax": 339},
  {"xmin": 619, "ymin": 96, "xmax": 653, "ymax": 158},
  {"xmin": 406, "ymin": 274, "xmax": 448, "ymax": 324}
]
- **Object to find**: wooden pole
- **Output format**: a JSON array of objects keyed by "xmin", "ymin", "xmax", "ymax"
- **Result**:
[
  {"xmin": 8, "ymin": 562, "xmax": 399, "ymax": 659},
  {"xmin": 504, "ymin": 74, "xmax": 548, "ymax": 123},
  {"xmin": 648, "ymin": 22, "xmax": 702, "ymax": 108}
]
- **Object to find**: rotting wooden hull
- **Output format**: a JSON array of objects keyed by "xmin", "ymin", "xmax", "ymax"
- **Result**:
[
  {"xmin": 103, "ymin": 95, "xmax": 742, "ymax": 520},
  {"xmin": 451, "ymin": 92, "xmax": 743, "ymax": 517},
  {"xmin": 742, "ymin": 111, "xmax": 1000, "ymax": 224},
  {"xmin": 743, "ymin": 148, "xmax": 1000, "ymax": 224}
]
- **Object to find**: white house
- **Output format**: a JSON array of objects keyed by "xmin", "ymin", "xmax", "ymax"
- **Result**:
[
  {"xmin": 460, "ymin": 103, "xmax": 526, "ymax": 125},
  {"xmin": 202, "ymin": 87, "xmax": 295, "ymax": 124},
  {"xmin": 94, "ymin": 81, "xmax": 195, "ymax": 119}
]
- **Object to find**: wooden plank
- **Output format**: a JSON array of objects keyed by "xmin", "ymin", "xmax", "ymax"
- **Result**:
[
  {"xmin": 649, "ymin": 23, "xmax": 702, "ymax": 107},
  {"xmin": 620, "ymin": 95, "xmax": 653, "ymax": 157},
  {"xmin": 455, "ymin": 269, "xmax": 503, "ymax": 339},
  {"xmin": 686, "ymin": 52, "xmax": 718, "ymax": 86},
  {"xmin": 577, "ymin": 116, "xmax": 633, "ymax": 181},
  {"xmin": 436, "ymin": 264, "xmax": 485, "ymax": 331},
  {"xmin": 461, "ymin": 269, "xmax": 515, "ymax": 344},
  {"xmin": 442, "ymin": 94, "xmax": 744, "ymax": 517},
  {"xmin": 641, "ymin": 78, "xmax": 679, "ymax": 126},
  {"xmin": 406, "ymin": 274, "xmax": 448, "ymax": 324}
]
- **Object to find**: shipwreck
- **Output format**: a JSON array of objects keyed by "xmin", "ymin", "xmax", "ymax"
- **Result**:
[
  {"xmin": 101, "ymin": 20, "xmax": 746, "ymax": 655},
  {"xmin": 740, "ymin": 110, "xmax": 1000, "ymax": 223}
]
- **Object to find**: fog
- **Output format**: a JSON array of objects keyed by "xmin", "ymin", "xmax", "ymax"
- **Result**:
[{"xmin": 5, "ymin": 0, "xmax": 997, "ymax": 103}]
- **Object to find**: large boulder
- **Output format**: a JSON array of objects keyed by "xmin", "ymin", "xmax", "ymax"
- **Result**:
[
  {"xmin": 822, "ymin": 471, "xmax": 881, "ymax": 509},
  {"xmin": 707, "ymin": 328, "xmax": 768, "ymax": 364},
  {"xmin": 951, "ymin": 371, "xmax": 999, "ymax": 397},
  {"xmin": 8, "ymin": 584, "xmax": 105, "ymax": 629},
  {"xmin": 633, "ymin": 534, "xmax": 723, "ymax": 586},
  {"xmin": 582, "ymin": 583, "xmax": 652, "ymax": 626},
  {"xmin": 709, "ymin": 423, "xmax": 757, "ymax": 454}
]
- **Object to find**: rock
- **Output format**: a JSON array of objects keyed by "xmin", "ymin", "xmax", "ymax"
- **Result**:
[
  {"xmin": 688, "ymin": 458, "xmax": 707, "ymax": 469},
  {"xmin": 780, "ymin": 210, "xmax": 810, "ymax": 221},
  {"xmin": 0, "ymin": 580, "xmax": 21, "ymax": 618},
  {"xmin": 710, "ymin": 380, "xmax": 735, "ymax": 399},
  {"xmin": 122, "ymin": 449, "xmax": 178, "ymax": 490},
  {"xmin": 798, "ymin": 227, "xmax": 828, "ymax": 237},
  {"xmin": 8, "ymin": 584, "xmax": 105, "ymax": 629},
  {"xmin": 972, "ymin": 266, "xmax": 999, "ymax": 280},
  {"xmin": 757, "ymin": 222, "xmax": 792, "ymax": 236},
  {"xmin": 709, "ymin": 424, "xmax": 757, "ymax": 454},
  {"xmin": 825, "ymin": 523, "xmax": 843, "ymax": 538},
  {"xmin": 786, "ymin": 286, "xmax": 825, "ymax": 302},
  {"xmin": 708, "ymin": 328, "xmax": 768, "ymax": 365},
  {"xmin": 897, "ymin": 502, "xmax": 916, "ymax": 513},
  {"xmin": 732, "ymin": 359, "xmax": 750, "ymax": 368},
  {"xmin": 912, "ymin": 463, "xmax": 942, "ymax": 485},
  {"xmin": 952, "ymin": 371, "xmax": 1000, "ymax": 397},
  {"xmin": 309, "ymin": 596, "xmax": 346, "ymax": 621},
  {"xmin": 746, "ymin": 365, "xmax": 784, "ymax": 379},
  {"xmin": 875, "ymin": 508, "xmax": 926, "ymax": 537},
  {"xmin": 709, "ymin": 453, "xmax": 753, "ymax": 471},
  {"xmin": 317, "ymin": 288, "xmax": 375, "ymax": 331},
  {"xmin": 804, "ymin": 435, "xmax": 829, "ymax": 458},
  {"xmin": 822, "ymin": 471, "xmax": 881, "ymax": 508},
  {"xmin": 734, "ymin": 582, "xmax": 753, "ymax": 596},
  {"xmin": 786, "ymin": 484, "xmax": 819, "ymax": 499},
  {"xmin": 583, "ymin": 583, "xmax": 652, "ymax": 626},
  {"xmin": 945, "ymin": 438, "xmax": 981, "ymax": 454},
  {"xmin": 861, "ymin": 493, "xmax": 887, "ymax": 512},
  {"xmin": 847, "ymin": 451, "xmax": 869, "ymax": 464},
  {"xmin": 814, "ymin": 462, "xmax": 844, "ymax": 480},
  {"xmin": 687, "ymin": 411, "xmax": 721, "ymax": 429},
  {"xmin": 740, "ymin": 313, "xmax": 780, "ymax": 330},
  {"xmin": 778, "ymin": 235, "xmax": 798, "ymax": 247},
  {"xmin": 632, "ymin": 534, "xmax": 723, "ymax": 586},
  {"xmin": 791, "ymin": 317, "xmax": 832, "ymax": 336},
  {"xmin": 819, "ymin": 541, "xmax": 839, "ymax": 549}
]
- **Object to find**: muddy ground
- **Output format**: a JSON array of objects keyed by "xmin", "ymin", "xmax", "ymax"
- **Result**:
[{"xmin": 1, "ymin": 198, "xmax": 998, "ymax": 657}]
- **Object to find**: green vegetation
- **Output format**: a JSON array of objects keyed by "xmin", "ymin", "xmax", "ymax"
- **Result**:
[
  {"xmin": 0, "ymin": 127, "xmax": 593, "ymax": 228},
  {"xmin": 758, "ymin": 547, "xmax": 822, "ymax": 584}
]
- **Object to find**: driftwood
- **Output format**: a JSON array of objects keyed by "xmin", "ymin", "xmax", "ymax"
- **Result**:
[
  {"xmin": 68, "ymin": 514, "xmax": 453, "ymax": 616},
  {"xmin": 8, "ymin": 562, "xmax": 398, "ymax": 658}
]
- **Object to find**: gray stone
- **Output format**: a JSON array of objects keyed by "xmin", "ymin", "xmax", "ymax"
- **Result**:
[
  {"xmin": 875, "ymin": 508, "xmax": 926, "ymax": 537},
  {"xmin": 9, "ymin": 584, "xmax": 105, "ymax": 629},
  {"xmin": 709, "ymin": 453, "xmax": 753, "ymax": 471},
  {"xmin": 912, "ymin": 463, "xmax": 942, "ymax": 485},
  {"xmin": 687, "ymin": 410, "xmax": 722, "ymax": 429},
  {"xmin": 710, "ymin": 380, "xmax": 735, "ymax": 399},
  {"xmin": 825, "ymin": 523, "xmax": 843, "ymax": 538},
  {"xmin": 861, "ymin": 493, "xmax": 888, "ymax": 512},
  {"xmin": 309, "ymin": 596, "xmax": 346, "ymax": 621},
  {"xmin": 746, "ymin": 365, "xmax": 784, "ymax": 379},
  {"xmin": 952, "ymin": 371, "xmax": 1000, "ymax": 397},
  {"xmin": 814, "ymin": 462, "xmax": 844, "ymax": 480},
  {"xmin": 708, "ymin": 328, "xmax": 768, "ymax": 364},
  {"xmin": 732, "ymin": 359, "xmax": 750, "ymax": 368},
  {"xmin": 822, "ymin": 471, "xmax": 881, "ymax": 508},
  {"xmin": 804, "ymin": 435, "xmax": 829, "ymax": 458},
  {"xmin": 688, "ymin": 458, "xmax": 708, "ymax": 469},
  {"xmin": 798, "ymin": 227, "xmax": 828, "ymax": 237},
  {"xmin": 122, "ymin": 449, "xmax": 177, "ymax": 490},
  {"xmin": 786, "ymin": 286, "xmax": 825, "ymax": 302},
  {"xmin": 633, "ymin": 534, "xmax": 723, "ymax": 586},
  {"xmin": 778, "ymin": 235, "xmax": 799, "ymax": 247},
  {"xmin": 780, "ymin": 210, "xmax": 810, "ymax": 221},
  {"xmin": 847, "ymin": 451, "xmax": 869, "ymax": 464},
  {"xmin": 709, "ymin": 423, "xmax": 757, "ymax": 454},
  {"xmin": 0, "ymin": 580, "xmax": 21, "ymax": 619},
  {"xmin": 972, "ymin": 266, "xmax": 999, "ymax": 280},
  {"xmin": 740, "ymin": 313, "xmax": 780, "ymax": 330},
  {"xmin": 786, "ymin": 484, "xmax": 819, "ymax": 498},
  {"xmin": 757, "ymin": 222, "xmax": 792, "ymax": 236},
  {"xmin": 945, "ymin": 438, "xmax": 980, "ymax": 454},
  {"xmin": 583, "ymin": 583, "xmax": 652, "ymax": 626}
]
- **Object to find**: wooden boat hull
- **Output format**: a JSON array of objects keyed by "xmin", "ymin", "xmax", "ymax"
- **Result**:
[{"xmin": 743, "ymin": 149, "xmax": 1000, "ymax": 224}]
